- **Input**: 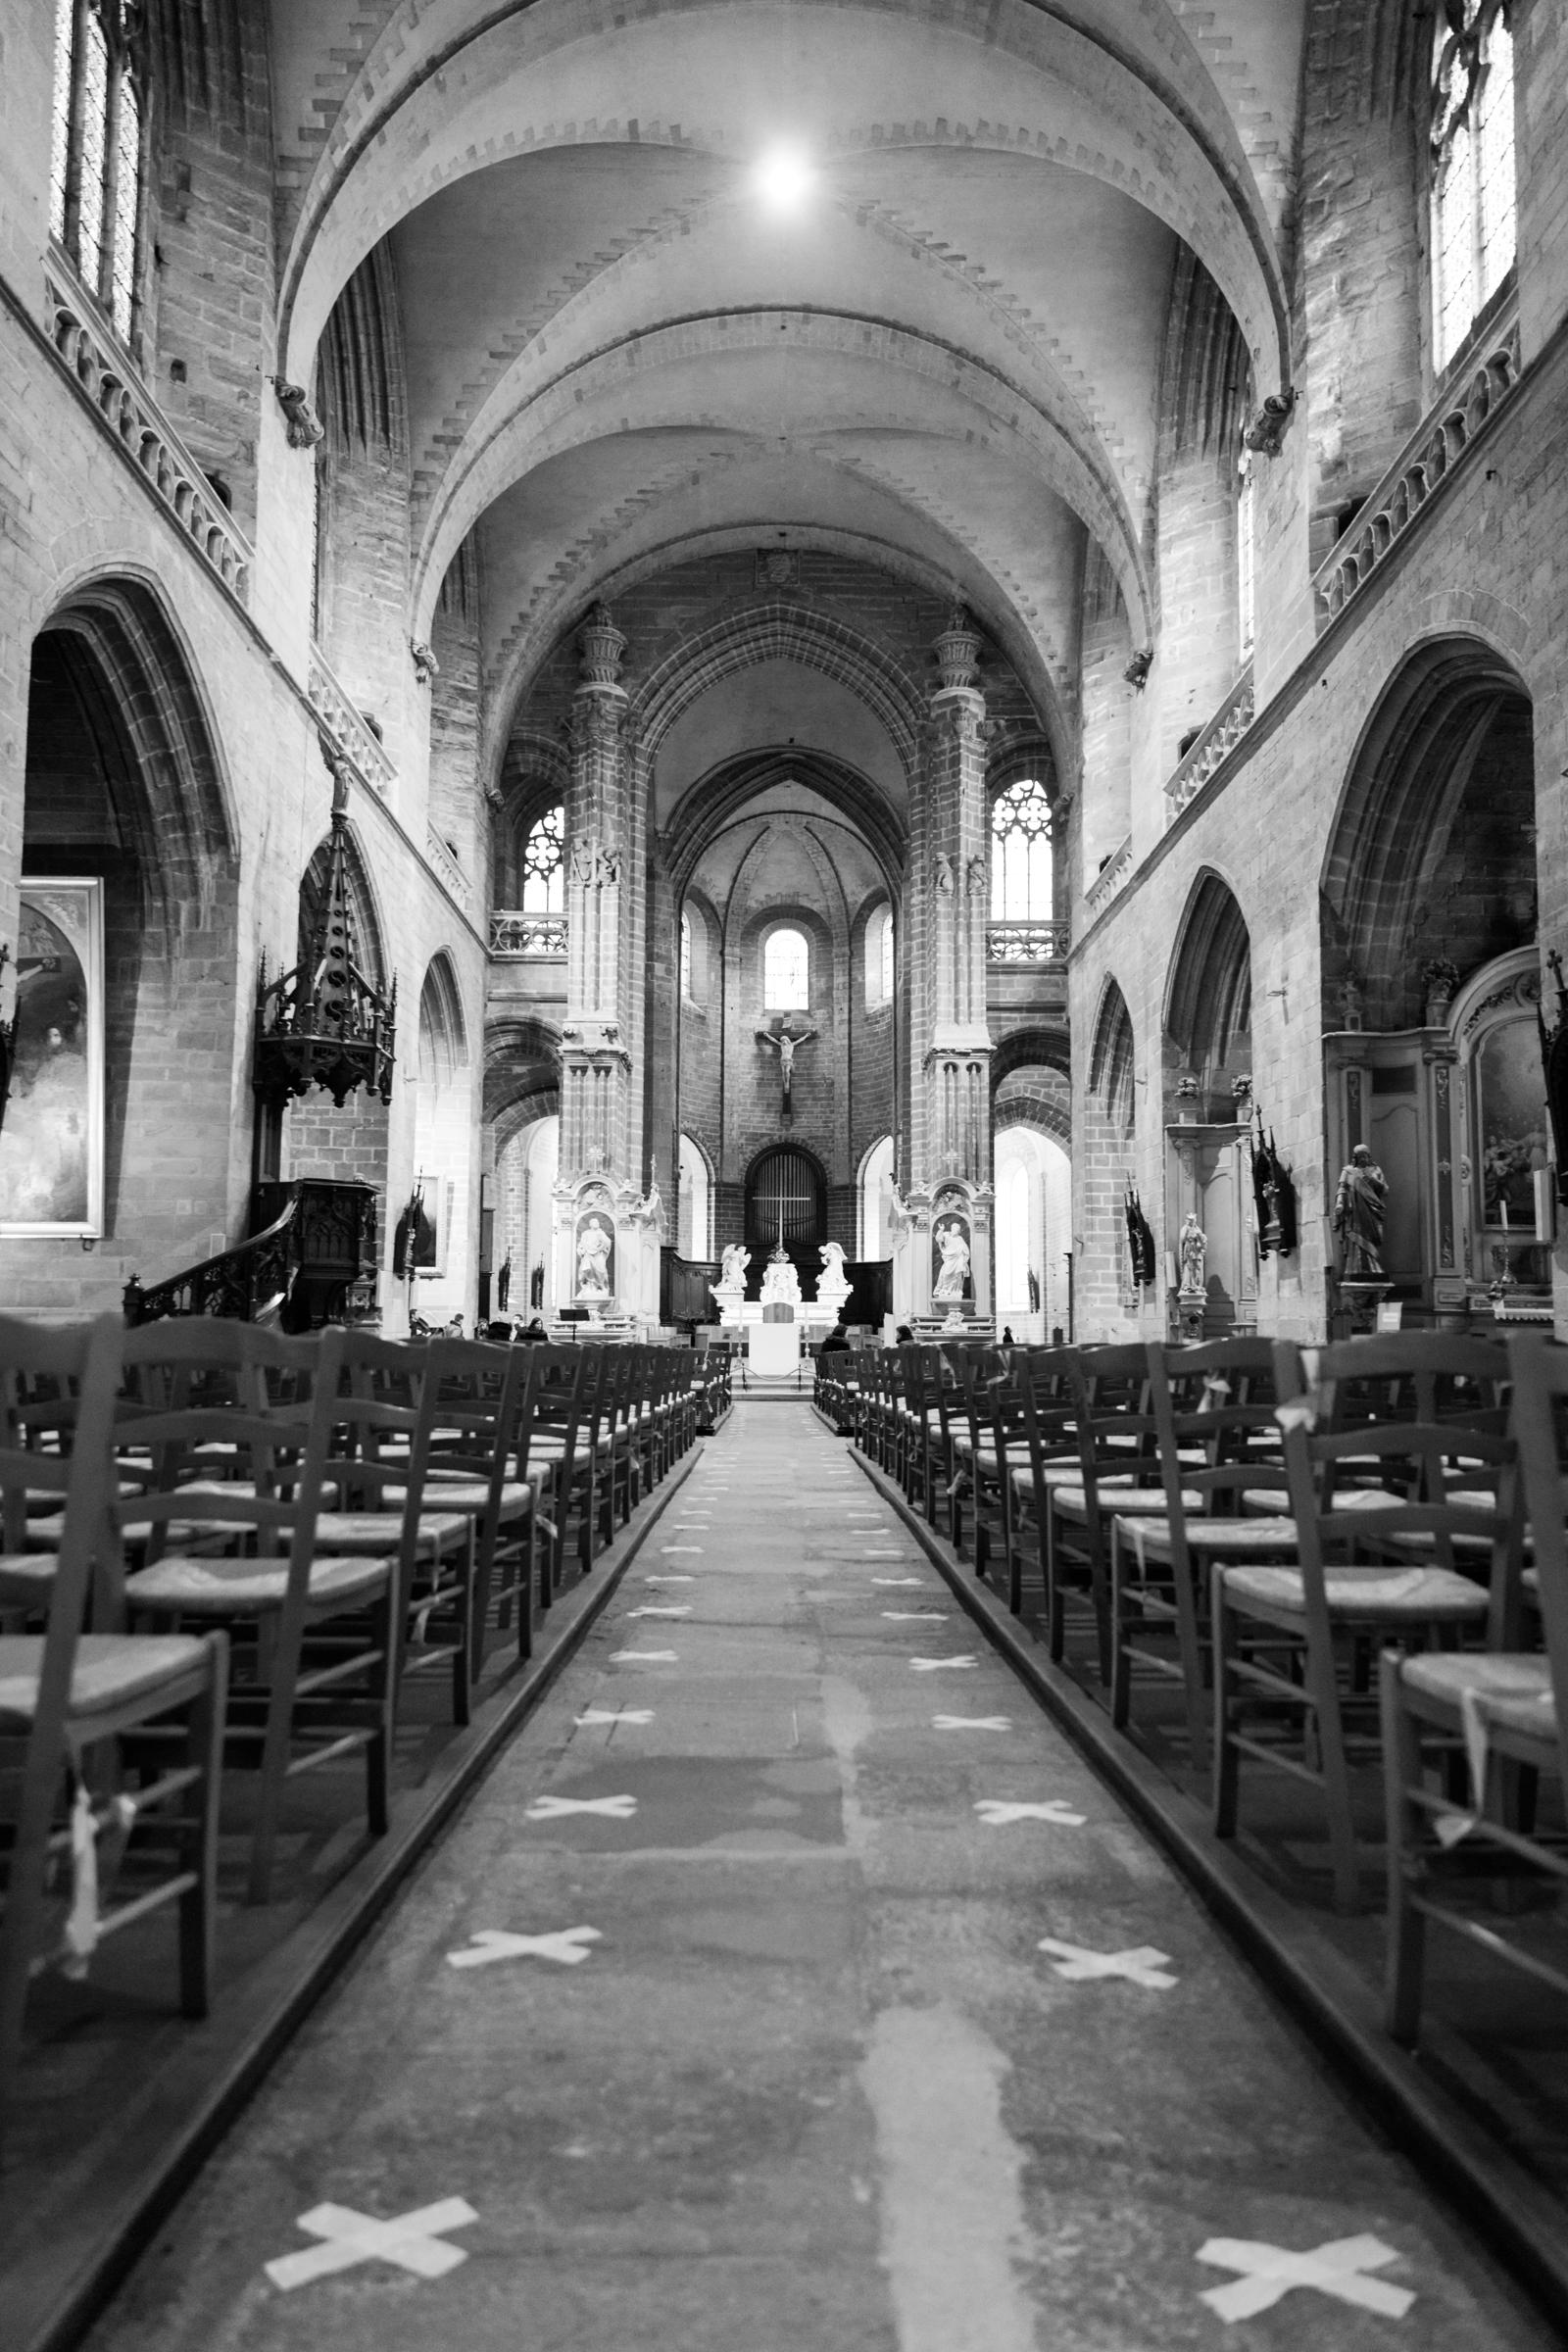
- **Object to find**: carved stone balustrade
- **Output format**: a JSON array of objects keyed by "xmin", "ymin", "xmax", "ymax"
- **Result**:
[
  {"xmin": 986, "ymin": 920, "xmax": 1069, "ymax": 964},
  {"xmin": 1085, "ymin": 836, "xmax": 1133, "ymax": 920},
  {"xmin": 306, "ymin": 647, "xmax": 397, "ymax": 799},
  {"xmin": 491, "ymin": 910, "xmax": 568, "ymax": 957},
  {"xmin": 1313, "ymin": 300, "xmax": 1521, "ymax": 627},
  {"xmin": 1165, "ymin": 663, "xmax": 1256, "ymax": 822},
  {"xmin": 45, "ymin": 265, "xmax": 252, "ymax": 605},
  {"xmin": 424, "ymin": 825, "xmax": 473, "ymax": 910}
]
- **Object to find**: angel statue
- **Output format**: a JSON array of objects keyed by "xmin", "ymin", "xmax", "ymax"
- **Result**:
[
  {"xmin": 755, "ymin": 1021, "xmax": 818, "ymax": 1112},
  {"xmin": 718, "ymin": 1241, "xmax": 751, "ymax": 1290}
]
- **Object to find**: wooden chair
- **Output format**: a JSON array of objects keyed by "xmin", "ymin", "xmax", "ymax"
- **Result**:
[
  {"xmin": 1004, "ymin": 1348, "xmax": 1079, "ymax": 1620},
  {"xmin": 1045, "ymin": 1344, "xmax": 1169, "ymax": 1683},
  {"xmin": 1214, "ymin": 1333, "xmax": 1510, "ymax": 1911},
  {"xmin": 114, "ymin": 1319, "xmax": 400, "ymax": 1904},
  {"xmin": 1381, "ymin": 1329, "xmax": 1563, "ymax": 2039},
  {"xmin": 1109, "ymin": 1339, "xmax": 1293, "ymax": 1770},
  {"xmin": 0, "ymin": 1314, "xmax": 227, "ymax": 2144},
  {"xmin": 525, "ymin": 1346, "xmax": 607, "ymax": 1590},
  {"xmin": 382, "ymin": 1334, "xmax": 542, "ymax": 1678}
]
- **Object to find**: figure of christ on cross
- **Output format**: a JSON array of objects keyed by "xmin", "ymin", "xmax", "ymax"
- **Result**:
[{"xmin": 755, "ymin": 1020, "xmax": 818, "ymax": 1112}]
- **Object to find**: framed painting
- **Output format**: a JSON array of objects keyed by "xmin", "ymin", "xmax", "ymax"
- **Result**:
[
  {"xmin": 0, "ymin": 879, "xmax": 105, "ymax": 1237},
  {"xmin": 412, "ymin": 1170, "xmax": 452, "ymax": 1279}
]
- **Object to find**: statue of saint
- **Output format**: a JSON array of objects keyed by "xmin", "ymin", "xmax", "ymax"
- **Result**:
[
  {"xmin": 1333, "ymin": 1143, "xmax": 1389, "ymax": 1277},
  {"xmin": 932, "ymin": 1219, "xmax": 971, "ymax": 1301},
  {"xmin": 575, "ymin": 1214, "xmax": 612, "ymax": 1295},
  {"xmin": 1178, "ymin": 1211, "xmax": 1206, "ymax": 1296},
  {"xmin": 755, "ymin": 1021, "xmax": 818, "ymax": 1112}
]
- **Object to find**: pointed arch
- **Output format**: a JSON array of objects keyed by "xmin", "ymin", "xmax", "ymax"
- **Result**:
[
  {"xmin": 1321, "ymin": 635, "xmax": 1533, "ymax": 1029},
  {"xmin": 1165, "ymin": 869, "xmax": 1252, "ymax": 1086}
]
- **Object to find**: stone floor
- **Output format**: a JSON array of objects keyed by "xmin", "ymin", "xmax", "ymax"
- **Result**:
[{"xmin": 82, "ymin": 1402, "xmax": 1554, "ymax": 2349}]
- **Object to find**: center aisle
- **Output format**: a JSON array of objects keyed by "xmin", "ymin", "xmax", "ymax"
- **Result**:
[{"xmin": 91, "ymin": 1402, "xmax": 1548, "ymax": 2351}]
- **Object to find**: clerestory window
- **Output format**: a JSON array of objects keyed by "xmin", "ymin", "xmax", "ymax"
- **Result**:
[
  {"xmin": 990, "ymin": 777, "xmax": 1054, "ymax": 921},
  {"xmin": 1431, "ymin": 0, "xmax": 1516, "ymax": 373},
  {"xmin": 763, "ymin": 926, "xmax": 809, "ymax": 1011},
  {"xmin": 520, "ymin": 805, "xmax": 564, "ymax": 914},
  {"xmin": 50, "ymin": 0, "xmax": 148, "ymax": 348}
]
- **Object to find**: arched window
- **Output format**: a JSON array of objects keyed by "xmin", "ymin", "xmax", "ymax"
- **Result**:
[
  {"xmin": 864, "ymin": 905, "xmax": 894, "ymax": 1006},
  {"xmin": 1431, "ymin": 0, "xmax": 1516, "ymax": 372},
  {"xmin": 520, "ymin": 805, "xmax": 564, "ymax": 914},
  {"xmin": 1237, "ymin": 460, "xmax": 1255, "ymax": 662},
  {"xmin": 680, "ymin": 908, "xmax": 693, "ymax": 1000},
  {"xmin": 51, "ymin": 0, "xmax": 148, "ymax": 346},
  {"xmin": 858, "ymin": 1135, "xmax": 895, "ymax": 1258},
  {"xmin": 990, "ymin": 778, "xmax": 1054, "ymax": 921},
  {"xmin": 763, "ymin": 926, "xmax": 808, "ymax": 1011}
]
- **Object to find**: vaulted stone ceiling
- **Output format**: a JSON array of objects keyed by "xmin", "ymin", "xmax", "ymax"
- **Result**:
[{"xmin": 271, "ymin": 0, "xmax": 1309, "ymax": 775}]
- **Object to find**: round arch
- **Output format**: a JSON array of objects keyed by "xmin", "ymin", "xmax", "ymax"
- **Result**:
[{"xmin": 744, "ymin": 1139, "xmax": 829, "ymax": 1254}]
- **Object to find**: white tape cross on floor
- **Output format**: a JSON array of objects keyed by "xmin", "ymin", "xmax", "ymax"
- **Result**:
[
  {"xmin": 1038, "ymin": 1937, "xmax": 1177, "ymax": 1988},
  {"xmin": 909, "ymin": 1656, "xmax": 979, "ymax": 1672},
  {"xmin": 973, "ymin": 1799, "xmax": 1087, "ymax": 1827},
  {"xmin": 525, "ymin": 1793, "xmax": 638, "ymax": 1820},
  {"xmin": 628, "ymin": 1604, "xmax": 693, "ymax": 1618},
  {"xmin": 265, "ymin": 2199, "xmax": 478, "ymax": 2290},
  {"xmin": 1197, "ymin": 2235, "xmax": 1415, "ymax": 2323},
  {"xmin": 643, "ymin": 1574, "xmax": 695, "ymax": 1584},
  {"xmin": 932, "ymin": 1715, "xmax": 1012, "ymax": 1731},
  {"xmin": 448, "ymin": 1926, "xmax": 602, "ymax": 1970},
  {"xmin": 575, "ymin": 1709, "xmax": 654, "ymax": 1726},
  {"xmin": 872, "ymin": 1577, "xmax": 923, "ymax": 1587},
  {"xmin": 610, "ymin": 1649, "xmax": 679, "ymax": 1663},
  {"xmin": 882, "ymin": 1610, "xmax": 947, "ymax": 1621}
]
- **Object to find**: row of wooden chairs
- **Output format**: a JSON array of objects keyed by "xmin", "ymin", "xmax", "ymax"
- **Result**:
[
  {"xmin": 0, "ymin": 1314, "xmax": 707, "ymax": 2143},
  {"xmin": 825, "ymin": 1327, "xmax": 1568, "ymax": 2045}
]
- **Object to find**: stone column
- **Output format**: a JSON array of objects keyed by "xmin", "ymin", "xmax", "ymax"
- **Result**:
[
  {"xmin": 897, "ymin": 609, "xmax": 995, "ymax": 1318},
  {"xmin": 556, "ymin": 606, "xmax": 661, "ymax": 1320},
  {"xmin": 560, "ymin": 605, "xmax": 633, "ymax": 1180}
]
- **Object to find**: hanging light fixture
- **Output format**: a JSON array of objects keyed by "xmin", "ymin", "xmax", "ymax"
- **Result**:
[{"xmin": 253, "ymin": 761, "xmax": 397, "ymax": 1109}]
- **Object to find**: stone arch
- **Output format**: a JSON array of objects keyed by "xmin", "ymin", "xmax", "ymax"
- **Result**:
[
  {"xmin": 995, "ymin": 1067, "xmax": 1072, "ymax": 1151},
  {"xmin": 1321, "ymin": 635, "xmax": 1534, "ymax": 1030},
  {"xmin": 665, "ymin": 748, "xmax": 906, "ymax": 903},
  {"xmin": 277, "ymin": 0, "xmax": 1290, "ymax": 408},
  {"xmin": 416, "ymin": 950, "xmax": 469, "ymax": 1084},
  {"xmin": 1087, "ymin": 978, "xmax": 1136, "ymax": 1133},
  {"xmin": 5, "ymin": 574, "xmax": 241, "ymax": 1276},
  {"xmin": 636, "ymin": 602, "xmax": 924, "ymax": 780},
  {"xmin": 484, "ymin": 1013, "xmax": 562, "ymax": 1126},
  {"xmin": 1163, "ymin": 868, "xmax": 1252, "ymax": 1108}
]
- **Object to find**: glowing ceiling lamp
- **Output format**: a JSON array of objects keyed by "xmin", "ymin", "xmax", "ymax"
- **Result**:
[{"xmin": 754, "ymin": 145, "xmax": 814, "ymax": 213}]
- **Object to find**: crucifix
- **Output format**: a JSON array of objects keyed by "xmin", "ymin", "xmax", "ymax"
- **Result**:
[{"xmin": 755, "ymin": 1020, "xmax": 817, "ymax": 1113}]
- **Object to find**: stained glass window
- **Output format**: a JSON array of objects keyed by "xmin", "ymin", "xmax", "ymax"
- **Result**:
[
  {"xmin": 990, "ymin": 777, "xmax": 1054, "ymax": 921},
  {"xmin": 49, "ymin": 2, "xmax": 147, "ymax": 350},
  {"xmin": 521, "ymin": 806, "xmax": 564, "ymax": 914},
  {"xmin": 1432, "ymin": 1, "xmax": 1516, "ymax": 372},
  {"xmin": 680, "ymin": 909, "xmax": 694, "ymax": 999}
]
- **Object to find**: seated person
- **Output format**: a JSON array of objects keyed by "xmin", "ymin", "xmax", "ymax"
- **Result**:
[{"xmin": 818, "ymin": 1318, "xmax": 852, "ymax": 1353}]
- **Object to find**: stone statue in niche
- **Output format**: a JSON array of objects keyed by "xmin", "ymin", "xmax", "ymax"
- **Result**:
[
  {"xmin": 1333, "ymin": 1143, "xmax": 1389, "ymax": 1277},
  {"xmin": 755, "ymin": 1020, "xmax": 817, "ymax": 1113},
  {"xmin": 575, "ymin": 1214, "xmax": 613, "ymax": 1297},
  {"xmin": 932, "ymin": 1219, "xmax": 971, "ymax": 1301},
  {"xmin": 1178, "ymin": 1211, "xmax": 1206, "ymax": 1297}
]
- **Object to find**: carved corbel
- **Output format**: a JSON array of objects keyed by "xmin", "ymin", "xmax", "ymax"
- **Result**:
[
  {"xmin": 1123, "ymin": 648, "xmax": 1152, "ymax": 690},
  {"xmin": 1243, "ymin": 388, "xmax": 1296, "ymax": 457},
  {"xmin": 410, "ymin": 639, "xmax": 440, "ymax": 686},
  {"xmin": 270, "ymin": 378, "xmax": 324, "ymax": 449}
]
